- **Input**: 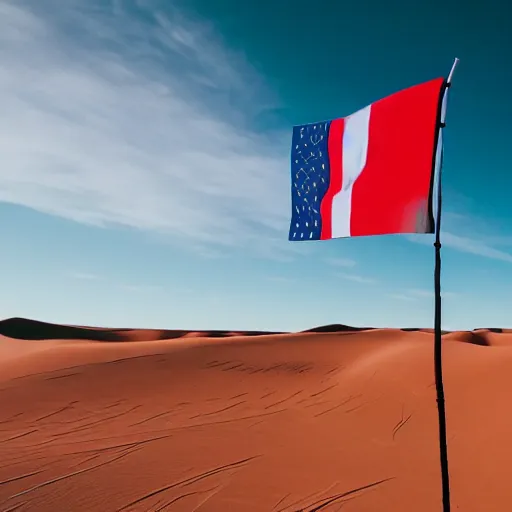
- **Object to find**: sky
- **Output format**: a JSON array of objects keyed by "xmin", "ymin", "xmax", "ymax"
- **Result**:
[{"xmin": 1, "ymin": 0, "xmax": 512, "ymax": 331}]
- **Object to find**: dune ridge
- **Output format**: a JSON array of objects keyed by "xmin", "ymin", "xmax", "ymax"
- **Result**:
[
  {"xmin": 0, "ymin": 318, "xmax": 284, "ymax": 342},
  {"xmin": 3, "ymin": 317, "xmax": 512, "ymax": 346}
]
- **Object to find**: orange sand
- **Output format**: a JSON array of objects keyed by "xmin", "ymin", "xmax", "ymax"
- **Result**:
[{"xmin": 1, "ymin": 318, "xmax": 512, "ymax": 511}]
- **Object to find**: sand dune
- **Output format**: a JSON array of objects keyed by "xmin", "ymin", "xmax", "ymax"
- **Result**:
[
  {"xmin": 0, "ymin": 318, "xmax": 284, "ymax": 342},
  {"xmin": 443, "ymin": 329, "xmax": 512, "ymax": 347},
  {"xmin": 1, "ymin": 319, "xmax": 512, "ymax": 510}
]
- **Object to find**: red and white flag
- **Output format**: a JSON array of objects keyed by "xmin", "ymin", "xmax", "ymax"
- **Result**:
[{"xmin": 289, "ymin": 77, "xmax": 447, "ymax": 240}]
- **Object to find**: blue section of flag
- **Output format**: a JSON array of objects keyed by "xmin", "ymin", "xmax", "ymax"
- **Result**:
[{"xmin": 289, "ymin": 121, "xmax": 331, "ymax": 241}]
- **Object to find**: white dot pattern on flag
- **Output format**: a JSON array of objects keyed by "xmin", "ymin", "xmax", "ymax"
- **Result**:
[{"xmin": 289, "ymin": 122, "xmax": 331, "ymax": 241}]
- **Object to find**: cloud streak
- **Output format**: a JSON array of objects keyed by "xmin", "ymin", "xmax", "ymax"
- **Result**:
[
  {"xmin": 388, "ymin": 288, "xmax": 460, "ymax": 301},
  {"xmin": 68, "ymin": 272, "xmax": 101, "ymax": 281},
  {"xmin": 0, "ymin": 0, "xmax": 291, "ymax": 254},
  {"xmin": 387, "ymin": 293, "xmax": 418, "ymax": 302},
  {"xmin": 408, "ymin": 231, "xmax": 512, "ymax": 263},
  {"xmin": 406, "ymin": 211, "xmax": 512, "ymax": 263},
  {"xmin": 325, "ymin": 257, "xmax": 357, "ymax": 268},
  {"xmin": 337, "ymin": 272, "xmax": 376, "ymax": 285}
]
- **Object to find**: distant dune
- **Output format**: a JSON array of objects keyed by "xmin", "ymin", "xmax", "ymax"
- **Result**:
[
  {"xmin": 0, "ymin": 317, "xmax": 284, "ymax": 342},
  {"xmin": 1, "ymin": 318, "xmax": 512, "ymax": 511}
]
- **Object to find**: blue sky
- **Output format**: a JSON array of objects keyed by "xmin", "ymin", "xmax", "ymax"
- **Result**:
[{"xmin": 1, "ymin": 0, "xmax": 511, "ymax": 331}]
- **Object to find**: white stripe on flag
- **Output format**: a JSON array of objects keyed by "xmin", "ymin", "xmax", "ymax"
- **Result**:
[{"xmin": 331, "ymin": 104, "xmax": 372, "ymax": 238}]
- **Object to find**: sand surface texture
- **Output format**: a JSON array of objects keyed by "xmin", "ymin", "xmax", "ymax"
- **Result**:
[{"xmin": 1, "ymin": 318, "xmax": 511, "ymax": 511}]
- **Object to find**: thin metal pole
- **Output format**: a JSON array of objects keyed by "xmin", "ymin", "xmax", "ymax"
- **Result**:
[{"xmin": 434, "ymin": 57, "xmax": 459, "ymax": 512}]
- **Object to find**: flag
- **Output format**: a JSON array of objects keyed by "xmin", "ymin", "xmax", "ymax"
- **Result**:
[{"xmin": 289, "ymin": 77, "xmax": 446, "ymax": 241}]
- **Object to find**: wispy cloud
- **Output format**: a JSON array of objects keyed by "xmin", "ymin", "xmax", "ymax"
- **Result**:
[
  {"xmin": 265, "ymin": 276, "xmax": 294, "ymax": 283},
  {"xmin": 325, "ymin": 257, "xmax": 357, "ymax": 268},
  {"xmin": 442, "ymin": 233, "xmax": 512, "ymax": 263},
  {"xmin": 387, "ymin": 293, "xmax": 418, "ymax": 302},
  {"xmin": 119, "ymin": 284, "xmax": 162, "ymax": 293},
  {"xmin": 0, "ymin": 0, "xmax": 292, "ymax": 256},
  {"xmin": 388, "ymin": 288, "xmax": 460, "ymax": 301},
  {"xmin": 407, "ymin": 232, "xmax": 512, "ymax": 263},
  {"xmin": 408, "ymin": 288, "xmax": 434, "ymax": 298},
  {"xmin": 68, "ymin": 271, "xmax": 101, "ymax": 281},
  {"xmin": 67, "ymin": 271, "xmax": 162, "ymax": 292},
  {"xmin": 337, "ymin": 272, "xmax": 376, "ymax": 285},
  {"xmin": 406, "ymin": 211, "xmax": 512, "ymax": 263}
]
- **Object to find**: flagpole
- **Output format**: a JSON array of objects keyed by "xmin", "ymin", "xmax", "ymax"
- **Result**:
[{"xmin": 434, "ymin": 57, "xmax": 459, "ymax": 512}]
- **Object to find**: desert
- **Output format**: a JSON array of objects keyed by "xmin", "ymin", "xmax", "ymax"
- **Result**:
[{"xmin": 1, "ymin": 318, "xmax": 512, "ymax": 511}]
